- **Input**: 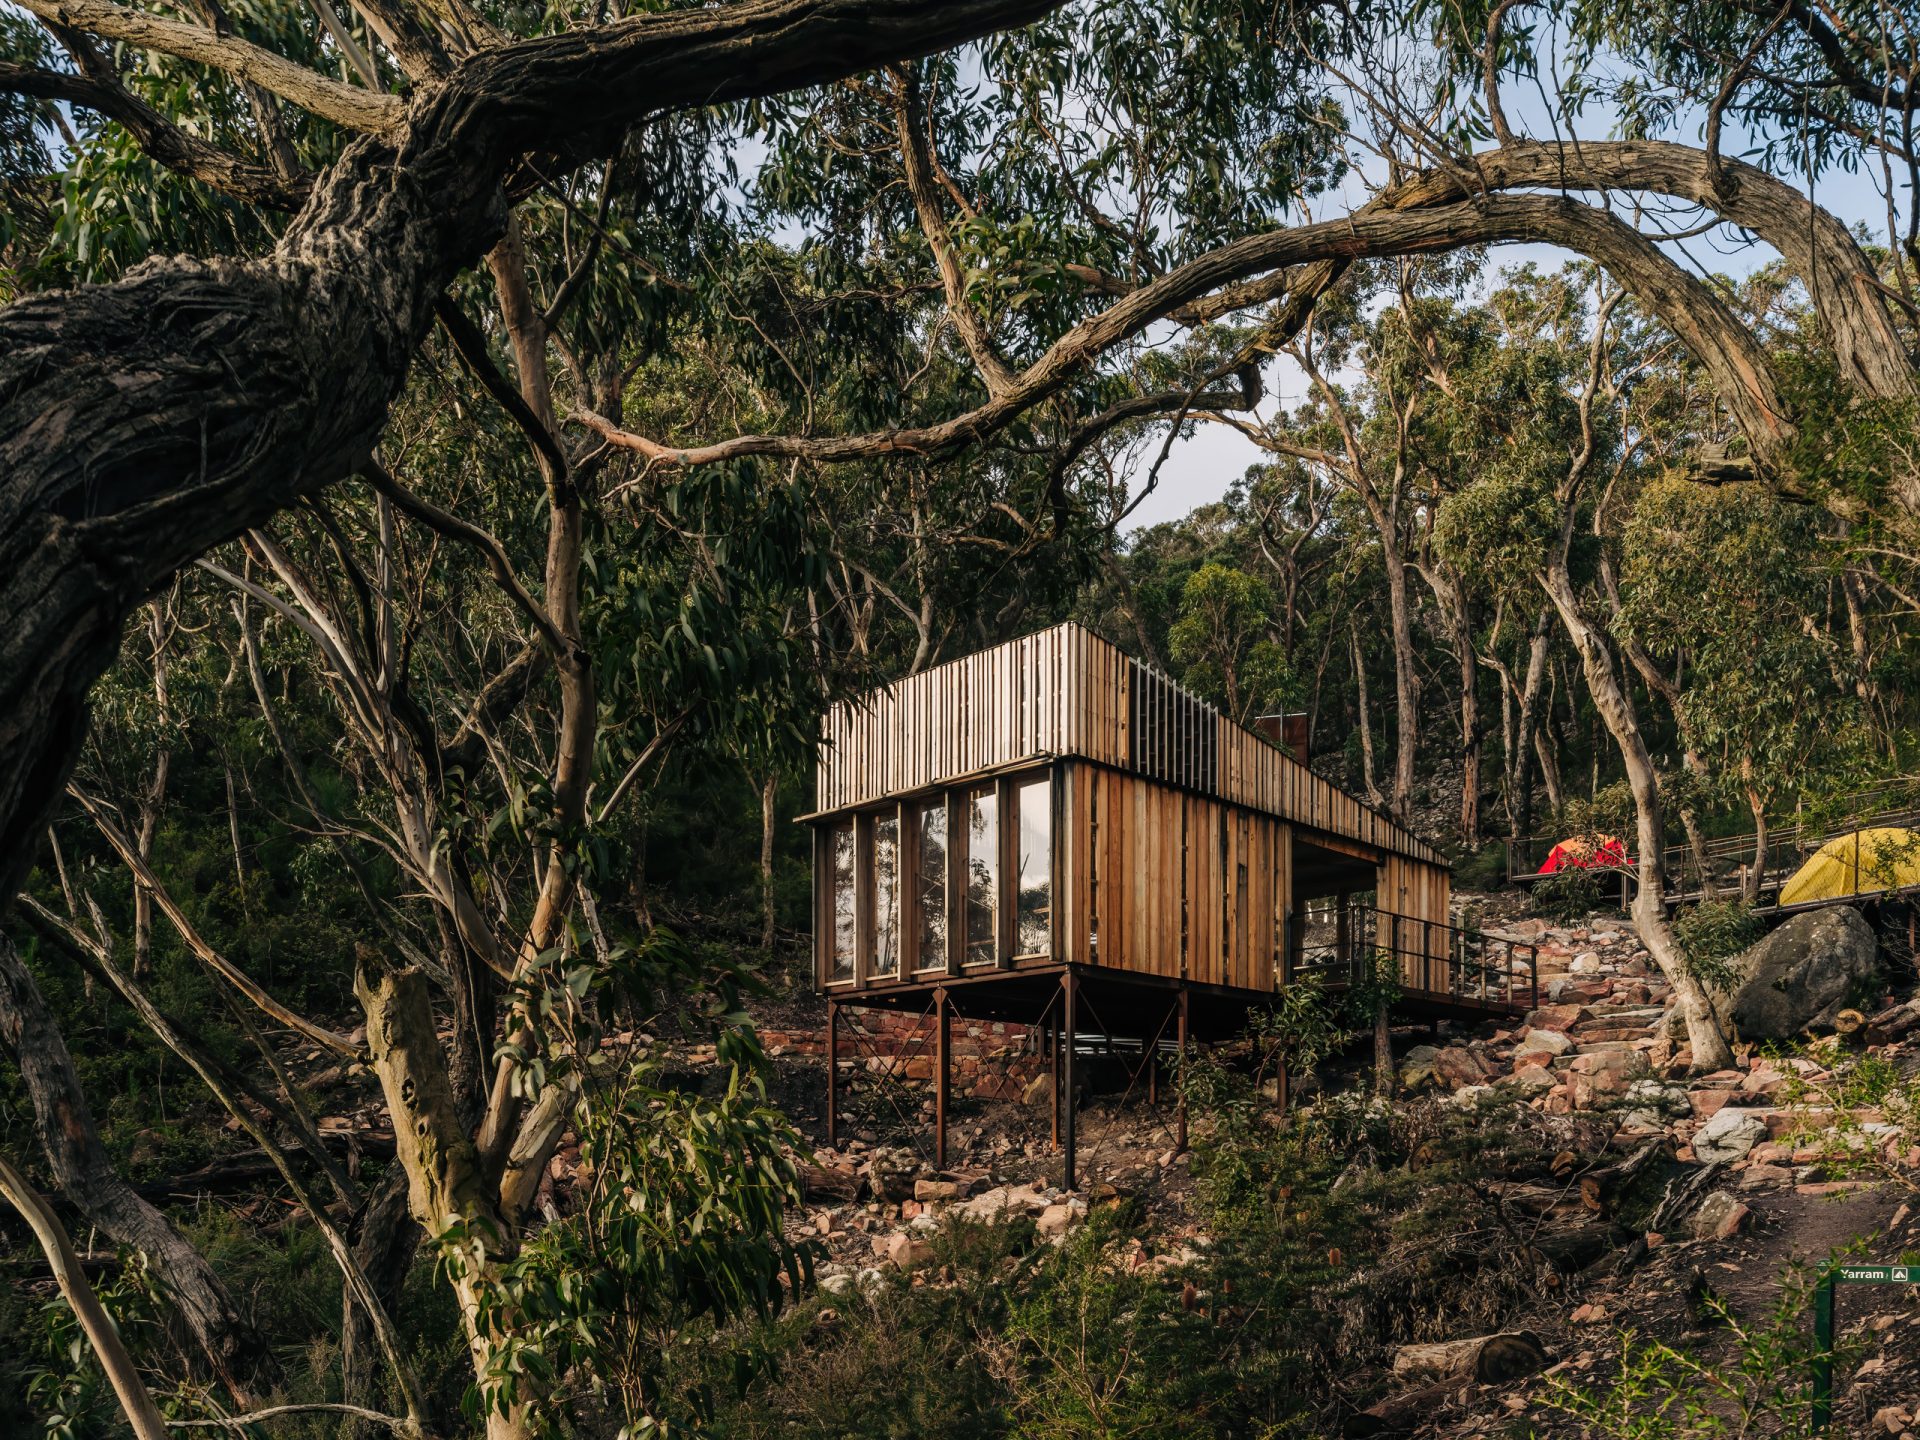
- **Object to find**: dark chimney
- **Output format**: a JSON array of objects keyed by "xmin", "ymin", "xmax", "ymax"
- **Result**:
[{"xmin": 1253, "ymin": 713, "xmax": 1310, "ymax": 759}]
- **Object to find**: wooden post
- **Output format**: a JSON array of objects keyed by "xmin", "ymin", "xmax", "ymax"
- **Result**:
[
  {"xmin": 1048, "ymin": 1001, "xmax": 1060, "ymax": 1150},
  {"xmin": 825, "ymin": 998, "xmax": 839, "ymax": 1149},
  {"xmin": 934, "ymin": 988, "xmax": 950, "ymax": 1171},
  {"xmin": 1062, "ymin": 971, "xmax": 1077, "ymax": 1189},
  {"xmin": 1175, "ymin": 984, "xmax": 1189, "ymax": 1152}
]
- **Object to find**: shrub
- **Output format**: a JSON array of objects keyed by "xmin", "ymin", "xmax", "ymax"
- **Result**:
[
  {"xmin": 1673, "ymin": 900, "xmax": 1763, "ymax": 990},
  {"xmin": 1534, "ymin": 1264, "xmax": 1859, "ymax": 1438},
  {"xmin": 1534, "ymin": 867, "xmax": 1607, "ymax": 925}
]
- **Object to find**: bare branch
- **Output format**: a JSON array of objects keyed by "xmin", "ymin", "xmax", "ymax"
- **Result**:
[
  {"xmin": 69, "ymin": 786, "xmax": 365, "ymax": 1058},
  {"xmin": 0, "ymin": 59, "xmax": 307, "ymax": 206},
  {"xmin": 13, "ymin": 0, "xmax": 404, "ymax": 133},
  {"xmin": 0, "ymin": 1153, "xmax": 167, "ymax": 1440},
  {"xmin": 364, "ymin": 461, "xmax": 568, "ymax": 657}
]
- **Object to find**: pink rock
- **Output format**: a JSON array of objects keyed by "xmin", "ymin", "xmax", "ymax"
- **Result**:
[{"xmin": 1690, "ymin": 1091, "xmax": 1735, "ymax": 1120}]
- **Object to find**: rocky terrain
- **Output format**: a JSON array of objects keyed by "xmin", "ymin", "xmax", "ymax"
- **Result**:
[{"xmin": 762, "ymin": 896, "xmax": 1920, "ymax": 1436}]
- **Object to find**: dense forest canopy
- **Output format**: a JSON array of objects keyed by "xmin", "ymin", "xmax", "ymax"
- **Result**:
[{"xmin": 4, "ymin": 0, "xmax": 1920, "ymax": 1433}]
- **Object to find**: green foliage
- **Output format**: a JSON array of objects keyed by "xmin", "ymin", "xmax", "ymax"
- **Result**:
[
  {"xmin": 1533, "ymin": 867, "xmax": 1607, "ymax": 925},
  {"xmin": 998, "ymin": 1212, "xmax": 1248, "ymax": 1440},
  {"xmin": 1167, "ymin": 562, "xmax": 1299, "ymax": 724},
  {"xmin": 18, "ymin": 1252, "xmax": 160, "ymax": 1440},
  {"xmin": 1672, "ymin": 900, "xmax": 1763, "ymax": 991},
  {"xmin": 1534, "ymin": 1265, "xmax": 1857, "ymax": 1439},
  {"xmin": 476, "ymin": 927, "xmax": 813, "ymax": 1436},
  {"xmin": 1777, "ymin": 1043, "xmax": 1920, "ymax": 1192}
]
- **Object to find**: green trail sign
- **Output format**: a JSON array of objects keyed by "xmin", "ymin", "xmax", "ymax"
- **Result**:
[
  {"xmin": 1833, "ymin": 1264, "xmax": 1919, "ymax": 1283},
  {"xmin": 1813, "ymin": 1260, "xmax": 1920, "ymax": 1428}
]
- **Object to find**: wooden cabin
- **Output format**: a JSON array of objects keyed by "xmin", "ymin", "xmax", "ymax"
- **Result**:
[
  {"xmin": 805, "ymin": 623, "xmax": 1534, "ymax": 1179},
  {"xmin": 806, "ymin": 622, "xmax": 1513, "ymax": 1002}
]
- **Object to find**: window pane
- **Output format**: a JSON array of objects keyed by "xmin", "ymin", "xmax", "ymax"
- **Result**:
[
  {"xmin": 873, "ymin": 814, "xmax": 900, "ymax": 976},
  {"xmin": 915, "ymin": 800, "xmax": 947, "ymax": 970},
  {"xmin": 1015, "ymin": 777, "xmax": 1052, "ymax": 954},
  {"xmin": 831, "ymin": 822, "xmax": 855, "ymax": 980},
  {"xmin": 965, "ymin": 787, "xmax": 998, "ymax": 964}
]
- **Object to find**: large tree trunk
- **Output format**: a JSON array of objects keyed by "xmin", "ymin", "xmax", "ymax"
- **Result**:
[
  {"xmin": 358, "ymin": 958, "xmax": 527, "ymax": 1440},
  {"xmin": 0, "ymin": 0, "xmax": 1067, "ymax": 909},
  {"xmin": 1382, "ymin": 547, "xmax": 1420, "ymax": 823},
  {"xmin": 1540, "ymin": 567, "xmax": 1733, "ymax": 1072},
  {"xmin": 0, "ymin": 931, "xmax": 265, "ymax": 1398}
]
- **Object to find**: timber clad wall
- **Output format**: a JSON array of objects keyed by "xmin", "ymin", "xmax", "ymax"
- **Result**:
[
  {"xmin": 815, "ymin": 622, "xmax": 1436, "ymax": 864},
  {"xmin": 1058, "ymin": 763, "xmax": 1289, "ymax": 990},
  {"xmin": 813, "ymin": 621, "xmax": 1451, "ymax": 998}
]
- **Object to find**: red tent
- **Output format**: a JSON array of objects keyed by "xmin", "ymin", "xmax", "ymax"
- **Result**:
[{"xmin": 1538, "ymin": 834, "xmax": 1629, "ymax": 874}]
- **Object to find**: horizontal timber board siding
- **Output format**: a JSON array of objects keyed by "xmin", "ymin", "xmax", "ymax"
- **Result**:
[{"xmin": 815, "ymin": 621, "xmax": 1438, "ymax": 866}]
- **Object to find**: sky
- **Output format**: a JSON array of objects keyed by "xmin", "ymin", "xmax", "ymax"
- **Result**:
[{"xmin": 1119, "ymin": 81, "xmax": 1901, "ymax": 533}]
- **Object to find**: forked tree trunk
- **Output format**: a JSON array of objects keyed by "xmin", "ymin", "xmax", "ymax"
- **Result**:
[{"xmin": 1540, "ymin": 567, "xmax": 1733, "ymax": 1072}]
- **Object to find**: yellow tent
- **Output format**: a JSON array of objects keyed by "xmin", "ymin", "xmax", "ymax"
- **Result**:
[{"xmin": 1778, "ymin": 827, "xmax": 1920, "ymax": 907}]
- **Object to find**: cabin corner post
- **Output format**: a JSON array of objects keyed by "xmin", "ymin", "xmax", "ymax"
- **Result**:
[
  {"xmin": 1049, "ymin": 998, "xmax": 1061, "ymax": 1150},
  {"xmin": 825, "ymin": 998, "xmax": 839, "ymax": 1149},
  {"xmin": 933, "ymin": 987, "xmax": 950, "ymax": 1171},
  {"xmin": 1061, "ymin": 970, "xmax": 1078, "ymax": 1190},
  {"xmin": 1175, "ymin": 984, "xmax": 1190, "ymax": 1153}
]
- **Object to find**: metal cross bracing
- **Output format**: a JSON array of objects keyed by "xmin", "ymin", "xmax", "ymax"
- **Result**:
[{"xmin": 819, "ymin": 928, "xmax": 1532, "ymax": 1190}]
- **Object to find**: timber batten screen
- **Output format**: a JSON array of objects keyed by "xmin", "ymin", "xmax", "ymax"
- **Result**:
[{"xmin": 811, "ymin": 622, "xmax": 1458, "ymax": 1005}]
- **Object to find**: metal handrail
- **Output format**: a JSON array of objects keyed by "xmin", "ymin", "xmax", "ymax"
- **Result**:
[
  {"xmin": 1295, "ymin": 902, "xmax": 1538, "ymax": 1014},
  {"xmin": 1505, "ymin": 781, "xmax": 1920, "ymax": 895}
]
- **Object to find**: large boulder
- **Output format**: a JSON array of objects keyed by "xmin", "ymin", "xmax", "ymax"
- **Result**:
[
  {"xmin": 1713, "ymin": 908, "xmax": 1879, "ymax": 1039},
  {"xmin": 1692, "ymin": 1106, "xmax": 1769, "ymax": 1162}
]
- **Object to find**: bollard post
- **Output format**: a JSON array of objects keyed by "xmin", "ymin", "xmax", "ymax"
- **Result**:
[{"xmin": 1812, "ymin": 1268, "xmax": 1834, "ymax": 1431}]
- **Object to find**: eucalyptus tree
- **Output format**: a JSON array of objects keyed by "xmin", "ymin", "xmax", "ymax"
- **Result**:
[{"xmin": 0, "ymin": 0, "xmax": 1391, "ymax": 1431}]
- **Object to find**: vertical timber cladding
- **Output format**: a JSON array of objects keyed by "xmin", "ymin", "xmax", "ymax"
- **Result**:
[
  {"xmin": 1378, "ymin": 853, "xmax": 1454, "ymax": 993},
  {"xmin": 814, "ymin": 620, "xmax": 1444, "ymax": 996},
  {"xmin": 1066, "ymin": 761, "xmax": 1283, "ymax": 991}
]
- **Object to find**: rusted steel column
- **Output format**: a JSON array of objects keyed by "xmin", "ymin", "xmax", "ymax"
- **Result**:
[
  {"xmin": 1061, "ymin": 972, "xmax": 1078, "ymax": 1190},
  {"xmin": 825, "ymin": 998, "xmax": 839, "ymax": 1149},
  {"xmin": 1050, "ymin": 1000, "xmax": 1061, "ymax": 1150},
  {"xmin": 934, "ymin": 988, "xmax": 950, "ymax": 1171},
  {"xmin": 1175, "ymin": 984, "xmax": 1190, "ymax": 1153}
]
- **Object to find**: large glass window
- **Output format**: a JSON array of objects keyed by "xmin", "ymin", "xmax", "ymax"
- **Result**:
[
  {"xmin": 964, "ymin": 787, "xmax": 999, "ymax": 964},
  {"xmin": 914, "ymin": 799, "xmax": 948, "ymax": 970},
  {"xmin": 830, "ymin": 821, "xmax": 855, "ymax": 981},
  {"xmin": 1015, "ymin": 776, "xmax": 1052, "ymax": 955},
  {"xmin": 872, "ymin": 814, "xmax": 901, "ymax": 976}
]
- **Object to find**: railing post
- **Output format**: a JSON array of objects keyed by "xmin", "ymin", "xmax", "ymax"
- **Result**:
[{"xmin": 825, "ymin": 999, "xmax": 839, "ymax": 1149}]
